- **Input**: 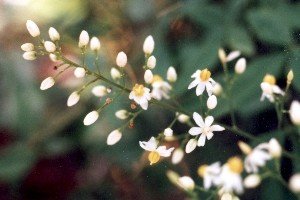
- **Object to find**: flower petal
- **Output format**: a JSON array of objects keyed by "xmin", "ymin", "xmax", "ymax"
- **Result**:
[
  {"xmin": 193, "ymin": 112, "xmax": 204, "ymax": 127},
  {"xmin": 139, "ymin": 137, "xmax": 157, "ymax": 151},
  {"xmin": 188, "ymin": 79, "xmax": 198, "ymax": 89},
  {"xmin": 198, "ymin": 134, "xmax": 206, "ymax": 146},
  {"xmin": 206, "ymin": 132, "xmax": 214, "ymax": 140},
  {"xmin": 196, "ymin": 83, "xmax": 205, "ymax": 96},
  {"xmin": 210, "ymin": 125, "xmax": 225, "ymax": 132},
  {"xmin": 189, "ymin": 127, "xmax": 202, "ymax": 136},
  {"xmin": 157, "ymin": 146, "xmax": 174, "ymax": 157},
  {"xmin": 205, "ymin": 116, "xmax": 214, "ymax": 126}
]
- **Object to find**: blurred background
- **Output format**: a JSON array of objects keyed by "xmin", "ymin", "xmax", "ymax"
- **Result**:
[{"xmin": 0, "ymin": 0, "xmax": 300, "ymax": 199}]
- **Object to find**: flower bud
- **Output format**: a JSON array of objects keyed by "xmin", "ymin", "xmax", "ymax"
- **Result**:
[
  {"xmin": 213, "ymin": 83, "xmax": 223, "ymax": 96},
  {"xmin": 238, "ymin": 141, "xmax": 252, "ymax": 155},
  {"xmin": 244, "ymin": 174, "xmax": 261, "ymax": 188},
  {"xmin": 218, "ymin": 48, "xmax": 226, "ymax": 64},
  {"xmin": 49, "ymin": 53, "xmax": 58, "ymax": 62},
  {"xmin": 290, "ymin": 101, "xmax": 300, "ymax": 126},
  {"xmin": 67, "ymin": 91, "xmax": 80, "ymax": 107},
  {"xmin": 171, "ymin": 148, "xmax": 184, "ymax": 164},
  {"xmin": 143, "ymin": 35, "xmax": 154, "ymax": 55},
  {"xmin": 177, "ymin": 114, "xmax": 190, "ymax": 123},
  {"xmin": 44, "ymin": 41, "xmax": 56, "ymax": 53},
  {"xmin": 178, "ymin": 176, "xmax": 195, "ymax": 191},
  {"xmin": 226, "ymin": 51, "xmax": 241, "ymax": 62},
  {"xmin": 23, "ymin": 51, "xmax": 36, "ymax": 60},
  {"xmin": 287, "ymin": 70, "xmax": 294, "ymax": 85},
  {"xmin": 166, "ymin": 170, "xmax": 180, "ymax": 185},
  {"xmin": 78, "ymin": 30, "xmax": 89, "ymax": 48},
  {"xmin": 235, "ymin": 58, "xmax": 246, "ymax": 74},
  {"xmin": 167, "ymin": 66, "xmax": 177, "ymax": 83},
  {"xmin": 164, "ymin": 128, "xmax": 173, "ymax": 137},
  {"xmin": 110, "ymin": 67, "xmax": 121, "ymax": 80},
  {"xmin": 83, "ymin": 111, "xmax": 99, "ymax": 126},
  {"xmin": 40, "ymin": 77, "xmax": 55, "ymax": 90},
  {"xmin": 107, "ymin": 129, "xmax": 122, "ymax": 145},
  {"xmin": 115, "ymin": 110, "xmax": 129, "ymax": 120},
  {"xmin": 116, "ymin": 51, "xmax": 127, "ymax": 68},
  {"xmin": 207, "ymin": 95, "xmax": 217, "ymax": 109},
  {"xmin": 74, "ymin": 67, "xmax": 86, "ymax": 78},
  {"xmin": 26, "ymin": 20, "xmax": 40, "ymax": 37},
  {"xmin": 21, "ymin": 43, "xmax": 34, "ymax": 52},
  {"xmin": 185, "ymin": 139, "xmax": 197, "ymax": 153},
  {"xmin": 92, "ymin": 85, "xmax": 107, "ymax": 97},
  {"xmin": 147, "ymin": 56, "xmax": 156, "ymax": 69},
  {"xmin": 144, "ymin": 69, "xmax": 153, "ymax": 84},
  {"xmin": 289, "ymin": 174, "xmax": 300, "ymax": 193},
  {"xmin": 90, "ymin": 37, "xmax": 101, "ymax": 51},
  {"xmin": 48, "ymin": 27, "xmax": 60, "ymax": 41},
  {"xmin": 269, "ymin": 138, "xmax": 282, "ymax": 158}
]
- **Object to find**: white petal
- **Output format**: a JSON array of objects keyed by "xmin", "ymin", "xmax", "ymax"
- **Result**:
[
  {"xmin": 205, "ymin": 82, "xmax": 213, "ymax": 96},
  {"xmin": 210, "ymin": 125, "xmax": 225, "ymax": 132},
  {"xmin": 206, "ymin": 132, "xmax": 214, "ymax": 140},
  {"xmin": 226, "ymin": 51, "xmax": 241, "ymax": 62},
  {"xmin": 139, "ymin": 97, "xmax": 149, "ymax": 110},
  {"xmin": 196, "ymin": 83, "xmax": 205, "ymax": 96},
  {"xmin": 139, "ymin": 137, "xmax": 157, "ymax": 151},
  {"xmin": 157, "ymin": 146, "xmax": 174, "ymax": 157},
  {"xmin": 205, "ymin": 116, "xmax": 214, "ymax": 127},
  {"xmin": 198, "ymin": 134, "xmax": 206, "ymax": 146},
  {"xmin": 188, "ymin": 79, "xmax": 198, "ymax": 89},
  {"xmin": 193, "ymin": 112, "xmax": 204, "ymax": 127},
  {"xmin": 189, "ymin": 127, "xmax": 202, "ymax": 136},
  {"xmin": 185, "ymin": 139, "xmax": 197, "ymax": 153}
]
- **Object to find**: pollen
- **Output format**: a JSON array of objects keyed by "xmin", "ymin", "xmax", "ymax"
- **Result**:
[
  {"xmin": 263, "ymin": 74, "xmax": 276, "ymax": 85},
  {"xmin": 133, "ymin": 84, "xmax": 145, "ymax": 96},
  {"xmin": 197, "ymin": 165, "xmax": 208, "ymax": 177},
  {"xmin": 200, "ymin": 68, "xmax": 211, "ymax": 81},
  {"xmin": 148, "ymin": 151, "xmax": 160, "ymax": 165},
  {"xmin": 152, "ymin": 75, "xmax": 163, "ymax": 83},
  {"xmin": 227, "ymin": 156, "xmax": 243, "ymax": 174}
]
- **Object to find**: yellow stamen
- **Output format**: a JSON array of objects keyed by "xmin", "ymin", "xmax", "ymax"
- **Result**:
[
  {"xmin": 133, "ymin": 84, "xmax": 145, "ymax": 96},
  {"xmin": 200, "ymin": 68, "xmax": 211, "ymax": 81},
  {"xmin": 263, "ymin": 74, "xmax": 276, "ymax": 85},
  {"xmin": 152, "ymin": 75, "xmax": 163, "ymax": 83},
  {"xmin": 197, "ymin": 165, "xmax": 208, "ymax": 177},
  {"xmin": 227, "ymin": 156, "xmax": 243, "ymax": 174},
  {"xmin": 148, "ymin": 151, "xmax": 160, "ymax": 165}
]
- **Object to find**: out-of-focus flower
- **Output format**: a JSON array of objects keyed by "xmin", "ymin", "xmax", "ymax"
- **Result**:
[
  {"xmin": 40, "ymin": 77, "xmax": 55, "ymax": 90},
  {"xmin": 107, "ymin": 129, "xmax": 122, "ymax": 145},
  {"xmin": 44, "ymin": 41, "xmax": 56, "ymax": 53},
  {"xmin": 21, "ymin": 43, "xmax": 34, "ymax": 52},
  {"xmin": 151, "ymin": 75, "xmax": 171, "ymax": 100},
  {"xmin": 177, "ymin": 176, "xmax": 195, "ymax": 191},
  {"xmin": 177, "ymin": 113, "xmax": 190, "ymax": 123},
  {"xmin": 110, "ymin": 67, "xmax": 121, "ymax": 80},
  {"xmin": 129, "ymin": 84, "xmax": 151, "ymax": 110},
  {"xmin": 147, "ymin": 56, "xmax": 156, "ymax": 69},
  {"xmin": 144, "ymin": 70, "xmax": 153, "ymax": 84},
  {"xmin": 49, "ymin": 53, "xmax": 58, "ymax": 62},
  {"xmin": 188, "ymin": 68, "xmax": 216, "ymax": 96},
  {"xmin": 207, "ymin": 95, "xmax": 217, "ymax": 110},
  {"xmin": 49, "ymin": 27, "xmax": 60, "ymax": 41},
  {"xmin": 290, "ymin": 101, "xmax": 300, "ymax": 126},
  {"xmin": 74, "ymin": 67, "xmax": 86, "ymax": 78},
  {"xmin": 83, "ymin": 110, "xmax": 99, "ymax": 126},
  {"xmin": 90, "ymin": 37, "xmax": 101, "ymax": 51},
  {"xmin": 260, "ymin": 74, "xmax": 284, "ymax": 102},
  {"xmin": 167, "ymin": 66, "xmax": 177, "ymax": 83},
  {"xmin": 143, "ymin": 35, "xmax": 154, "ymax": 55},
  {"xmin": 244, "ymin": 174, "xmax": 261, "ymax": 188},
  {"xmin": 289, "ymin": 174, "xmax": 300, "ymax": 193},
  {"xmin": 164, "ymin": 128, "xmax": 173, "ymax": 137},
  {"xmin": 269, "ymin": 138, "xmax": 282, "ymax": 158},
  {"xmin": 26, "ymin": 20, "xmax": 40, "ymax": 37},
  {"xmin": 171, "ymin": 148, "xmax": 184, "ymax": 164},
  {"xmin": 67, "ymin": 91, "xmax": 80, "ymax": 107},
  {"xmin": 235, "ymin": 58, "xmax": 246, "ymax": 74},
  {"xmin": 287, "ymin": 70, "xmax": 294, "ymax": 85},
  {"xmin": 78, "ymin": 30, "xmax": 89, "ymax": 48},
  {"xmin": 116, "ymin": 51, "xmax": 127, "ymax": 68},
  {"xmin": 92, "ymin": 85, "xmax": 107, "ymax": 97},
  {"xmin": 213, "ymin": 82, "xmax": 223, "ymax": 96},
  {"xmin": 115, "ymin": 110, "xmax": 129, "ymax": 120},
  {"xmin": 198, "ymin": 162, "xmax": 222, "ymax": 189},
  {"xmin": 23, "ymin": 51, "xmax": 36, "ymax": 60}
]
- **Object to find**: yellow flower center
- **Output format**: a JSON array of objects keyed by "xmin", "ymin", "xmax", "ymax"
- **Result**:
[
  {"xmin": 263, "ymin": 74, "xmax": 276, "ymax": 85},
  {"xmin": 227, "ymin": 157, "xmax": 243, "ymax": 174},
  {"xmin": 148, "ymin": 151, "xmax": 160, "ymax": 165},
  {"xmin": 200, "ymin": 68, "xmax": 211, "ymax": 81},
  {"xmin": 152, "ymin": 75, "xmax": 163, "ymax": 83},
  {"xmin": 197, "ymin": 165, "xmax": 208, "ymax": 177},
  {"xmin": 133, "ymin": 84, "xmax": 145, "ymax": 96}
]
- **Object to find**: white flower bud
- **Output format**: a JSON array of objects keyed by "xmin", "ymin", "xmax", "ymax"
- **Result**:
[
  {"xmin": 167, "ymin": 66, "xmax": 177, "ymax": 83},
  {"xmin": 164, "ymin": 128, "xmax": 173, "ymax": 137},
  {"xmin": 207, "ymin": 95, "xmax": 217, "ymax": 109},
  {"xmin": 171, "ymin": 148, "xmax": 184, "ymax": 164},
  {"xmin": 23, "ymin": 51, "xmax": 36, "ymax": 60},
  {"xmin": 166, "ymin": 170, "xmax": 180, "ymax": 185},
  {"xmin": 90, "ymin": 37, "xmax": 101, "ymax": 51},
  {"xmin": 78, "ymin": 30, "xmax": 89, "ymax": 48},
  {"xmin": 107, "ymin": 129, "xmax": 122, "ymax": 145},
  {"xmin": 244, "ymin": 174, "xmax": 261, "ymax": 188},
  {"xmin": 21, "ymin": 43, "xmax": 34, "ymax": 52},
  {"xmin": 185, "ymin": 139, "xmax": 197, "ymax": 153},
  {"xmin": 116, "ymin": 51, "xmax": 127, "ymax": 68},
  {"xmin": 238, "ymin": 141, "xmax": 252, "ymax": 155},
  {"xmin": 48, "ymin": 27, "xmax": 60, "ymax": 41},
  {"xmin": 269, "ymin": 138, "xmax": 282, "ymax": 158},
  {"xmin": 67, "ymin": 91, "xmax": 80, "ymax": 107},
  {"xmin": 235, "ymin": 58, "xmax": 246, "ymax": 74},
  {"xmin": 218, "ymin": 48, "xmax": 226, "ymax": 64},
  {"xmin": 83, "ymin": 111, "xmax": 99, "ymax": 126},
  {"xmin": 290, "ymin": 101, "xmax": 300, "ymax": 126},
  {"xmin": 147, "ymin": 56, "xmax": 156, "ymax": 69},
  {"xmin": 178, "ymin": 176, "xmax": 195, "ymax": 191},
  {"xmin": 92, "ymin": 85, "xmax": 107, "ymax": 97},
  {"xmin": 287, "ymin": 70, "xmax": 294, "ymax": 85},
  {"xmin": 44, "ymin": 41, "xmax": 56, "ymax": 53},
  {"xmin": 178, "ymin": 114, "xmax": 190, "ymax": 123},
  {"xmin": 40, "ymin": 77, "xmax": 55, "ymax": 90},
  {"xmin": 49, "ymin": 53, "xmax": 58, "ymax": 62},
  {"xmin": 115, "ymin": 110, "xmax": 129, "ymax": 120},
  {"xmin": 213, "ymin": 83, "xmax": 223, "ymax": 96},
  {"xmin": 143, "ymin": 35, "xmax": 154, "ymax": 55},
  {"xmin": 226, "ymin": 51, "xmax": 241, "ymax": 62},
  {"xmin": 289, "ymin": 174, "xmax": 300, "ymax": 193},
  {"xmin": 74, "ymin": 67, "xmax": 86, "ymax": 78},
  {"xmin": 144, "ymin": 69, "xmax": 153, "ymax": 84},
  {"xmin": 26, "ymin": 20, "xmax": 40, "ymax": 37},
  {"xmin": 110, "ymin": 67, "xmax": 121, "ymax": 80}
]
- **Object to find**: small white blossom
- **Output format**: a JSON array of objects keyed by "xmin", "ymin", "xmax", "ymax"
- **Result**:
[
  {"xmin": 143, "ymin": 35, "xmax": 154, "ymax": 55},
  {"xmin": 244, "ymin": 174, "xmax": 261, "ymax": 188},
  {"xmin": 178, "ymin": 176, "xmax": 195, "ymax": 191},
  {"xmin": 213, "ymin": 82, "xmax": 223, "ymax": 96},
  {"xmin": 40, "ymin": 77, "xmax": 55, "ymax": 90},
  {"xmin": 289, "ymin": 174, "xmax": 300, "ymax": 193},
  {"xmin": 110, "ymin": 67, "xmax": 121, "ymax": 80},
  {"xmin": 151, "ymin": 75, "xmax": 172, "ymax": 100},
  {"xmin": 23, "ymin": 51, "xmax": 36, "ymax": 60},
  {"xmin": 188, "ymin": 68, "xmax": 216, "ymax": 96},
  {"xmin": 207, "ymin": 95, "xmax": 217, "ymax": 110},
  {"xmin": 115, "ymin": 110, "xmax": 129, "ymax": 120},
  {"xmin": 164, "ymin": 128, "xmax": 173, "ymax": 137},
  {"xmin": 129, "ymin": 84, "xmax": 151, "ymax": 110},
  {"xmin": 78, "ymin": 30, "xmax": 89, "ymax": 48},
  {"xmin": 269, "ymin": 138, "xmax": 282, "ymax": 158},
  {"xmin": 171, "ymin": 148, "xmax": 184, "ymax": 164},
  {"xmin": 67, "ymin": 91, "xmax": 80, "ymax": 107},
  {"xmin": 218, "ymin": 48, "xmax": 226, "ymax": 64},
  {"xmin": 48, "ymin": 27, "xmax": 60, "ymax": 41},
  {"xmin": 116, "ymin": 51, "xmax": 127, "ymax": 68},
  {"xmin": 21, "ymin": 43, "xmax": 34, "ymax": 52},
  {"xmin": 198, "ymin": 162, "xmax": 222, "ymax": 189},
  {"xmin": 226, "ymin": 51, "xmax": 241, "ymax": 62},
  {"xmin": 107, "ymin": 129, "xmax": 122, "ymax": 145},
  {"xmin": 290, "ymin": 101, "xmax": 300, "ymax": 126},
  {"xmin": 167, "ymin": 66, "xmax": 177, "ymax": 83},
  {"xmin": 92, "ymin": 85, "xmax": 107, "ymax": 97},
  {"xmin": 147, "ymin": 56, "xmax": 156, "ymax": 69},
  {"xmin": 144, "ymin": 69, "xmax": 153, "ymax": 84},
  {"xmin": 177, "ymin": 114, "xmax": 190, "ymax": 123},
  {"xmin": 260, "ymin": 74, "xmax": 284, "ymax": 102},
  {"xmin": 83, "ymin": 111, "xmax": 99, "ymax": 126},
  {"xmin": 26, "ymin": 20, "xmax": 40, "ymax": 37},
  {"xmin": 49, "ymin": 53, "xmax": 58, "ymax": 62},
  {"xmin": 185, "ymin": 139, "xmax": 197, "ymax": 154},
  {"xmin": 235, "ymin": 58, "xmax": 246, "ymax": 74},
  {"xmin": 44, "ymin": 41, "xmax": 56, "ymax": 53},
  {"xmin": 189, "ymin": 112, "xmax": 225, "ymax": 147},
  {"xmin": 90, "ymin": 37, "xmax": 101, "ymax": 51},
  {"xmin": 74, "ymin": 67, "xmax": 86, "ymax": 78}
]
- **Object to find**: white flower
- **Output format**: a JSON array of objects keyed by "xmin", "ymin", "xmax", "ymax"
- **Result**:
[
  {"xmin": 185, "ymin": 139, "xmax": 197, "ymax": 153},
  {"xmin": 44, "ymin": 41, "xmax": 56, "ymax": 53},
  {"xmin": 78, "ymin": 30, "xmax": 89, "ymax": 48},
  {"xmin": 189, "ymin": 112, "xmax": 225, "ymax": 147},
  {"xmin": 21, "ymin": 43, "xmax": 34, "ymax": 52},
  {"xmin": 129, "ymin": 84, "xmax": 151, "ymax": 110},
  {"xmin": 244, "ymin": 174, "xmax": 261, "ymax": 188},
  {"xmin": 213, "ymin": 82, "xmax": 223, "ymax": 96},
  {"xmin": 139, "ymin": 137, "xmax": 174, "ymax": 165},
  {"xmin": 167, "ymin": 66, "xmax": 177, "ymax": 83},
  {"xmin": 23, "ymin": 51, "xmax": 36, "ymax": 60},
  {"xmin": 290, "ymin": 101, "xmax": 300, "ymax": 126},
  {"xmin": 198, "ymin": 162, "xmax": 222, "ymax": 189},
  {"xmin": 151, "ymin": 75, "xmax": 172, "ymax": 100},
  {"xmin": 147, "ymin": 56, "xmax": 156, "ymax": 69},
  {"xmin": 164, "ymin": 128, "xmax": 173, "ymax": 137},
  {"xmin": 67, "ymin": 91, "xmax": 80, "ymax": 107},
  {"xmin": 74, "ymin": 67, "xmax": 86, "ymax": 78},
  {"xmin": 90, "ymin": 37, "xmax": 101, "ymax": 51},
  {"xmin": 269, "ymin": 138, "xmax": 282, "ymax": 158},
  {"xmin": 49, "ymin": 53, "xmax": 58, "ymax": 62},
  {"xmin": 178, "ymin": 176, "xmax": 195, "ymax": 191},
  {"xmin": 207, "ymin": 95, "xmax": 217, "ymax": 109},
  {"xmin": 92, "ymin": 85, "xmax": 107, "ymax": 97},
  {"xmin": 226, "ymin": 51, "xmax": 241, "ymax": 62},
  {"xmin": 188, "ymin": 68, "xmax": 216, "ymax": 96},
  {"xmin": 83, "ymin": 111, "xmax": 99, "ymax": 126},
  {"xmin": 287, "ymin": 70, "xmax": 294, "ymax": 85},
  {"xmin": 143, "ymin": 35, "xmax": 154, "ymax": 55},
  {"xmin": 107, "ymin": 129, "xmax": 122, "ymax": 145},
  {"xmin": 177, "ymin": 114, "xmax": 190, "ymax": 123},
  {"xmin": 115, "ymin": 110, "xmax": 129, "ymax": 120},
  {"xmin": 144, "ymin": 69, "xmax": 153, "ymax": 84},
  {"xmin": 26, "ymin": 20, "xmax": 40, "ymax": 37},
  {"xmin": 110, "ymin": 67, "xmax": 121, "ymax": 80},
  {"xmin": 260, "ymin": 74, "xmax": 284, "ymax": 102},
  {"xmin": 289, "ymin": 174, "xmax": 300, "ymax": 193},
  {"xmin": 48, "ymin": 27, "xmax": 60, "ymax": 41},
  {"xmin": 171, "ymin": 148, "xmax": 184, "ymax": 164},
  {"xmin": 116, "ymin": 51, "xmax": 127, "ymax": 67},
  {"xmin": 40, "ymin": 77, "xmax": 55, "ymax": 90},
  {"xmin": 235, "ymin": 58, "xmax": 246, "ymax": 74}
]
